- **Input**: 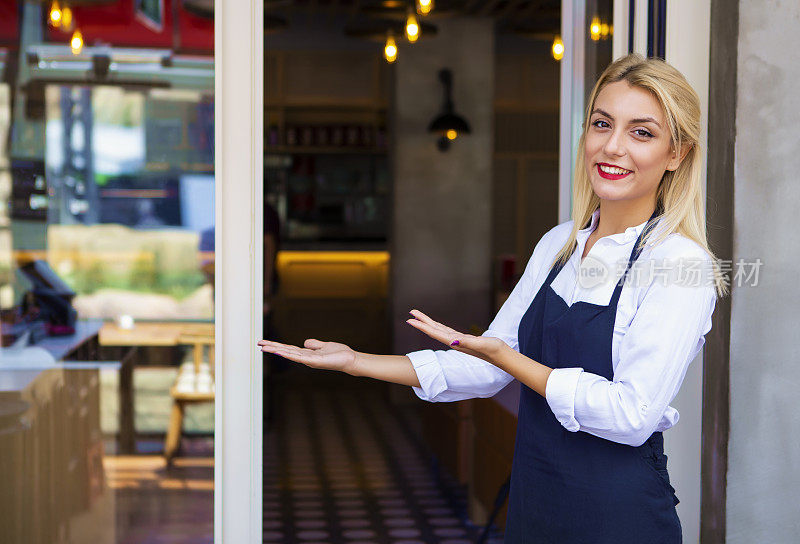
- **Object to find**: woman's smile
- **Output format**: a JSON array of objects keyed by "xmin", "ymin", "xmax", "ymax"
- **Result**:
[{"xmin": 596, "ymin": 162, "xmax": 633, "ymax": 180}]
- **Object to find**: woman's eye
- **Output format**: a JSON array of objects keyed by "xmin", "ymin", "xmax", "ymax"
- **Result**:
[
  {"xmin": 591, "ymin": 119, "xmax": 610, "ymax": 129},
  {"xmin": 633, "ymin": 129, "xmax": 654, "ymax": 138}
]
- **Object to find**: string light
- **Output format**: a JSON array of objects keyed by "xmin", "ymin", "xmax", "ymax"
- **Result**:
[
  {"xmin": 416, "ymin": 0, "xmax": 434, "ymax": 15},
  {"xmin": 62, "ymin": 6, "xmax": 73, "ymax": 30},
  {"xmin": 49, "ymin": 1, "xmax": 62, "ymax": 28},
  {"xmin": 406, "ymin": 11, "xmax": 420, "ymax": 43},
  {"xmin": 70, "ymin": 29, "xmax": 83, "ymax": 55},
  {"xmin": 590, "ymin": 16, "xmax": 601, "ymax": 41},
  {"xmin": 552, "ymin": 35, "xmax": 564, "ymax": 61},
  {"xmin": 384, "ymin": 32, "xmax": 397, "ymax": 63}
]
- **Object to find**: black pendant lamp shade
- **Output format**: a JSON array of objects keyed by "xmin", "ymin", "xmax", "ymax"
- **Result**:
[{"xmin": 427, "ymin": 69, "xmax": 470, "ymax": 151}]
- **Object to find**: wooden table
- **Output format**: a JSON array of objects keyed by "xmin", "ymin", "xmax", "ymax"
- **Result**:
[
  {"xmin": 99, "ymin": 321, "xmax": 214, "ymax": 347},
  {"xmin": 98, "ymin": 320, "xmax": 214, "ymax": 454}
]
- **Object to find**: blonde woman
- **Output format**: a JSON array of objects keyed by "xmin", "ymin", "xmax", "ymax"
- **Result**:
[{"xmin": 258, "ymin": 54, "xmax": 725, "ymax": 543}]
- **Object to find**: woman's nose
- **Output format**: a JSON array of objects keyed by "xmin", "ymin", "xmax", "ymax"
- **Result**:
[{"xmin": 602, "ymin": 130, "xmax": 626, "ymax": 157}]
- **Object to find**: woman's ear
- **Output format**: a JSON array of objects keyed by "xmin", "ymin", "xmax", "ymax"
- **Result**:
[{"xmin": 666, "ymin": 143, "xmax": 692, "ymax": 171}]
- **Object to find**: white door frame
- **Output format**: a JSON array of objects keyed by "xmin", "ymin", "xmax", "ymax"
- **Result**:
[
  {"xmin": 557, "ymin": 0, "xmax": 585, "ymax": 222},
  {"xmin": 214, "ymin": 0, "xmax": 264, "ymax": 541},
  {"xmin": 661, "ymin": 3, "xmax": 711, "ymax": 543}
]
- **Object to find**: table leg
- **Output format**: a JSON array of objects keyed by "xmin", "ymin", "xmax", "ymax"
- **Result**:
[{"xmin": 118, "ymin": 346, "xmax": 138, "ymax": 454}]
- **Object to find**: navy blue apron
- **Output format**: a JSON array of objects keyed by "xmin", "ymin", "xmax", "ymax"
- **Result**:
[{"xmin": 505, "ymin": 208, "xmax": 682, "ymax": 543}]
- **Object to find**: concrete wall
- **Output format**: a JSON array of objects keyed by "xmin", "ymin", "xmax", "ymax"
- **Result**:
[
  {"xmin": 726, "ymin": 1, "xmax": 800, "ymax": 541},
  {"xmin": 391, "ymin": 17, "xmax": 494, "ymax": 354}
]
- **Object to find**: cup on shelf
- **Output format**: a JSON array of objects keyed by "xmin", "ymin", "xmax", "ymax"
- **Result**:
[
  {"xmin": 315, "ymin": 126, "xmax": 330, "ymax": 147},
  {"xmin": 285, "ymin": 125, "xmax": 298, "ymax": 146},
  {"xmin": 300, "ymin": 126, "xmax": 315, "ymax": 147},
  {"xmin": 196, "ymin": 374, "xmax": 213, "ymax": 394},
  {"xmin": 345, "ymin": 125, "xmax": 360, "ymax": 147},
  {"xmin": 175, "ymin": 375, "xmax": 196, "ymax": 393}
]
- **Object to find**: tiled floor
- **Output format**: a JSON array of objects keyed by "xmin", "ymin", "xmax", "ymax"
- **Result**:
[
  {"xmin": 104, "ymin": 438, "xmax": 214, "ymax": 544},
  {"xmin": 265, "ymin": 369, "xmax": 504, "ymax": 543},
  {"xmin": 101, "ymin": 367, "xmax": 504, "ymax": 544}
]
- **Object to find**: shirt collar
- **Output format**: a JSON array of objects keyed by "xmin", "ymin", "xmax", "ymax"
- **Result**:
[{"xmin": 577, "ymin": 208, "xmax": 651, "ymax": 245}]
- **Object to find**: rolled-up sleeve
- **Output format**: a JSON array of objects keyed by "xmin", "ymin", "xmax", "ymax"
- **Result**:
[
  {"xmin": 408, "ymin": 226, "xmax": 562, "ymax": 403},
  {"xmin": 409, "ymin": 347, "xmax": 515, "ymax": 402},
  {"xmin": 544, "ymin": 367, "xmax": 584, "ymax": 431},
  {"xmin": 544, "ymin": 248, "xmax": 718, "ymax": 446}
]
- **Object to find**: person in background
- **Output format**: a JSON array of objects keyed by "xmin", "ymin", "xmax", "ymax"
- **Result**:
[{"xmin": 263, "ymin": 200, "xmax": 282, "ymax": 429}]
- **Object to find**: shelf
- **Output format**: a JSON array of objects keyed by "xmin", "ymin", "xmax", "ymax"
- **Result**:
[
  {"xmin": 266, "ymin": 102, "xmax": 388, "ymax": 111},
  {"xmin": 265, "ymin": 146, "xmax": 388, "ymax": 156}
]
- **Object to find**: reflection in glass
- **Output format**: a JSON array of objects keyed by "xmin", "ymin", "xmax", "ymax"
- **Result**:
[
  {"xmin": 584, "ymin": 0, "xmax": 615, "ymax": 108},
  {"xmin": 1, "ymin": 3, "xmax": 216, "ymax": 542},
  {"xmin": 43, "ymin": 86, "xmax": 214, "ymax": 320}
]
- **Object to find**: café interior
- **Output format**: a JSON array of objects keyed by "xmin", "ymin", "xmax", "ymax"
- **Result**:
[{"xmin": 0, "ymin": 0, "xmax": 617, "ymax": 542}]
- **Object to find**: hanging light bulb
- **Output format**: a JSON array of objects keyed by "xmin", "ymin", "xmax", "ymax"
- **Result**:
[
  {"xmin": 552, "ymin": 35, "xmax": 564, "ymax": 61},
  {"xmin": 70, "ymin": 29, "xmax": 83, "ymax": 55},
  {"xmin": 590, "ymin": 16, "xmax": 601, "ymax": 41},
  {"xmin": 49, "ymin": 1, "xmax": 62, "ymax": 28},
  {"xmin": 416, "ymin": 0, "xmax": 434, "ymax": 15},
  {"xmin": 62, "ymin": 6, "xmax": 73, "ymax": 31},
  {"xmin": 446, "ymin": 129, "xmax": 457, "ymax": 140},
  {"xmin": 384, "ymin": 31, "xmax": 398, "ymax": 63},
  {"xmin": 406, "ymin": 11, "xmax": 420, "ymax": 43}
]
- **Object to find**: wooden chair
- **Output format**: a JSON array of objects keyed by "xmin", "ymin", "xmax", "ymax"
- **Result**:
[{"xmin": 164, "ymin": 330, "xmax": 215, "ymax": 465}]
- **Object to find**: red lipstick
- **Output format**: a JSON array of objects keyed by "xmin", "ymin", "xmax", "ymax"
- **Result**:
[{"xmin": 596, "ymin": 163, "xmax": 632, "ymax": 180}]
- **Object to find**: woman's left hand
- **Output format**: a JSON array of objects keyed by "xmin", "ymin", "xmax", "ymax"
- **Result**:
[{"xmin": 406, "ymin": 309, "xmax": 508, "ymax": 366}]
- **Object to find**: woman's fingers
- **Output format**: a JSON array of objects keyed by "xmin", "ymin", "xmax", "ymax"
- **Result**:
[
  {"xmin": 303, "ymin": 338, "xmax": 325, "ymax": 349},
  {"xmin": 409, "ymin": 309, "xmax": 450, "ymax": 333},
  {"xmin": 406, "ymin": 317, "xmax": 457, "ymax": 346},
  {"xmin": 261, "ymin": 341, "xmax": 321, "ymax": 366},
  {"xmin": 410, "ymin": 309, "xmax": 460, "ymax": 336},
  {"xmin": 258, "ymin": 339, "xmax": 292, "ymax": 351},
  {"xmin": 260, "ymin": 340, "xmax": 307, "ymax": 359},
  {"xmin": 405, "ymin": 314, "xmax": 503, "ymax": 363},
  {"xmin": 409, "ymin": 309, "xmax": 437, "ymax": 326}
]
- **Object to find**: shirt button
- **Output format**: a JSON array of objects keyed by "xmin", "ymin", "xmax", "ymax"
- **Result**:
[{"xmin": 640, "ymin": 404, "xmax": 648, "ymax": 414}]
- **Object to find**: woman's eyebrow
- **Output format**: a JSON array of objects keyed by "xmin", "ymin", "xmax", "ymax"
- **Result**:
[{"xmin": 591, "ymin": 108, "xmax": 662, "ymax": 129}]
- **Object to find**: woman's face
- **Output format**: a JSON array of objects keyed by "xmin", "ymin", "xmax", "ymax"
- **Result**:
[{"xmin": 583, "ymin": 80, "xmax": 685, "ymax": 205}]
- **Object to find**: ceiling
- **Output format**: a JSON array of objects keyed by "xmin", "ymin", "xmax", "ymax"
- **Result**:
[{"xmin": 265, "ymin": 0, "xmax": 561, "ymax": 37}]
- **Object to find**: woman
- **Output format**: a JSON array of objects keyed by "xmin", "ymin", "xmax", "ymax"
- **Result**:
[{"xmin": 258, "ymin": 54, "xmax": 726, "ymax": 543}]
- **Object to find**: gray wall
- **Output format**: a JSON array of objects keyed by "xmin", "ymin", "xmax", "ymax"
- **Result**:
[
  {"xmin": 727, "ymin": 1, "xmax": 800, "ymax": 541},
  {"xmin": 391, "ymin": 17, "xmax": 494, "ymax": 354}
]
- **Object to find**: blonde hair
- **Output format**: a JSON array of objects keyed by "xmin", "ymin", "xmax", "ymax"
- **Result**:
[{"xmin": 552, "ymin": 53, "xmax": 728, "ymax": 298}]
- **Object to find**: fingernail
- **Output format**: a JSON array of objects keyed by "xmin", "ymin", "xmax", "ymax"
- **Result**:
[{"xmin": 451, "ymin": 340, "xmax": 460, "ymax": 346}]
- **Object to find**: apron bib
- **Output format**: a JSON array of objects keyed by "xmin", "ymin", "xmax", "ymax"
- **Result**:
[{"xmin": 504, "ymin": 208, "xmax": 681, "ymax": 543}]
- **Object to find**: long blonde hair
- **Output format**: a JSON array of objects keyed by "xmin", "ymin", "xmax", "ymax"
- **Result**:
[{"xmin": 552, "ymin": 53, "xmax": 728, "ymax": 297}]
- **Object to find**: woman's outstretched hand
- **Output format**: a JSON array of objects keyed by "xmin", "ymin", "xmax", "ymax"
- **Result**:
[
  {"xmin": 405, "ymin": 309, "xmax": 507, "ymax": 365},
  {"xmin": 257, "ymin": 338, "xmax": 359, "ymax": 375}
]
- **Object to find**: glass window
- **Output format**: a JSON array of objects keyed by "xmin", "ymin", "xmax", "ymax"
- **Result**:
[
  {"xmin": 0, "ymin": 4, "xmax": 216, "ymax": 543},
  {"xmin": 41, "ymin": 85, "xmax": 214, "ymax": 321}
]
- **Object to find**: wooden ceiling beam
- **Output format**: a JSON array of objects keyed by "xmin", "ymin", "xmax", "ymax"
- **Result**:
[{"xmin": 477, "ymin": 0, "xmax": 505, "ymax": 17}]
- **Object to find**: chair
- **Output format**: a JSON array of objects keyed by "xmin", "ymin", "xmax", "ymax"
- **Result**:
[{"xmin": 164, "ymin": 329, "xmax": 215, "ymax": 465}]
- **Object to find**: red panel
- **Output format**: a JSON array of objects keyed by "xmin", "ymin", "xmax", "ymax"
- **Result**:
[
  {"xmin": 177, "ymin": 5, "xmax": 213, "ymax": 54},
  {"xmin": 46, "ymin": 0, "xmax": 173, "ymax": 49},
  {"xmin": 0, "ymin": 0, "xmax": 19, "ymax": 45}
]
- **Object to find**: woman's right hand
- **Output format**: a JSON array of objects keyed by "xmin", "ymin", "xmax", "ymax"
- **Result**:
[{"xmin": 257, "ymin": 338, "xmax": 359, "ymax": 375}]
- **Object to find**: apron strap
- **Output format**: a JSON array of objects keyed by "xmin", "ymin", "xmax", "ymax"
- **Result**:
[
  {"xmin": 542, "ymin": 205, "xmax": 664, "ymax": 301},
  {"xmin": 609, "ymin": 206, "xmax": 663, "ymax": 306}
]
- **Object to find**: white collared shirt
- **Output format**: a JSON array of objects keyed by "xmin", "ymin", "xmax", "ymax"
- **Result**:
[{"xmin": 407, "ymin": 208, "xmax": 718, "ymax": 447}]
